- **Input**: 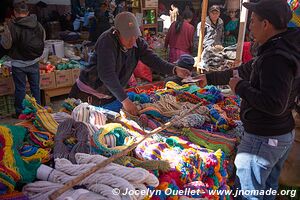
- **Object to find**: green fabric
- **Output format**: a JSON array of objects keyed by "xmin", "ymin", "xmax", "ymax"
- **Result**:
[{"xmin": 1, "ymin": 125, "xmax": 41, "ymax": 185}]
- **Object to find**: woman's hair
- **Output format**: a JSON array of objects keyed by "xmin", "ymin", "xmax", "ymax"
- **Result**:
[{"xmin": 175, "ymin": 10, "xmax": 193, "ymax": 33}]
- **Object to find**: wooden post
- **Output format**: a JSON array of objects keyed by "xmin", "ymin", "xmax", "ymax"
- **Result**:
[
  {"xmin": 235, "ymin": 0, "xmax": 249, "ymax": 64},
  {"xmin": 195, "ymin": 0, "xmax": 209, "ymax": 72}
]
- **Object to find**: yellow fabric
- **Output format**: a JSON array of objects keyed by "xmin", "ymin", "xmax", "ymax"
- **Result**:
[{"xmin": 36, "ymin": 110, "xmax": 58, "ymax": 134}]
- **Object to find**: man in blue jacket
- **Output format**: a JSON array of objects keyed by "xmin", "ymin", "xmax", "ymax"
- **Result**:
[
  {"xmin": 69, "ymin": 12, "xmax": 191, "ymax": 115},
  {"xmin": 196, "ymin": 0, "xmax": 300, "ymax": 199}
]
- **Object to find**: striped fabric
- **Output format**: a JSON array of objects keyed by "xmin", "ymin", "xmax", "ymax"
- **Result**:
[
  {"xmin": 72, "ymin": 103, "xmax": 107, "ymax": 129},
  {"xmin": 35, "ymin": 110, "xmax": 58, "ymax": 135}
]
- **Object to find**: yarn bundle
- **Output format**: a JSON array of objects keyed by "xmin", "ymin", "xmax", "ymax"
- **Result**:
[
  {"xmin": 0, "ymin": 125, "xmax": 43, "ymax": 194},
  {"xmin": 18, "ymin": 95, "xmax": 58, "ymax": 134},
  {"xmin": 23, "ymin": 153, "xmax": 159, "ymax": 200},
  {"xmin": 91, "ymin": 123, "xmax": 135, "ymax": 157},
  {"xmin": 53, "ymin": 118, "xmax": 90, "ymax": 163}
]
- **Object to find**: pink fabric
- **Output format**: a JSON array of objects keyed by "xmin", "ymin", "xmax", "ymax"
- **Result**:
[
  {"xmin": 76, "ymin": 79, "xmax": 112, "ymax": 99},
  {"xmin": 169, "ymin": 48, "xmax": 190, "ymax": 63},
  {"xmin": 165, "ymin": 20, "xmax": 195, "ymax": 54}
]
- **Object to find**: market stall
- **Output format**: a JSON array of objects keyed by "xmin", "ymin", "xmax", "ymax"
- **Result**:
[{"xmin": 0, "ymin": 81, "xmax": 243, "ymax": 199}]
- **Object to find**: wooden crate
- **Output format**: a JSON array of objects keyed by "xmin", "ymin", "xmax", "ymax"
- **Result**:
[{"xmin": 55, "ymin": 69, "xmax": 73, "ymax": 87}]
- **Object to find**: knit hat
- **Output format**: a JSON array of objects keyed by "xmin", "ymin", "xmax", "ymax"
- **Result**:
[
  {"xmin": 175, "ymin": 54, "xmax": 195, "ymax": 70},
  {"xmin": 114, "ymin": 12, "xmax": 142, "ymax": 39},
  {"xmin": 243, "ymin": 0, "xmax": 292, "ymax": 29}
]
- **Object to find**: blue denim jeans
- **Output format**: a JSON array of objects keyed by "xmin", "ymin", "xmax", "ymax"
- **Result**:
[
  {"xmin": 12, "ymin": 63, "xmax": 41, "ymax": 115},
  {"xmin": 234, "ymin": 131, "xmax": 295, "ymax": 200}
]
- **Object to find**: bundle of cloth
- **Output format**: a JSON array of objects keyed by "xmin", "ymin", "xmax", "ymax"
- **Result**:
[
  {"xmin": 200, "ymin": 45, "xmax": 236, "ymax": 71},
  {"xmin": 18, "ymin": 95, "xmax": 58, "ymax": 135},
  {"xmin": 0, "ymin": 125, "xmax": 46, "ymax": 194}
]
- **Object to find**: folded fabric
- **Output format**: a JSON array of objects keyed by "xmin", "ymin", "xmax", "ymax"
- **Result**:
[{"xmin": 182, "ymin": 128, "xmax": 237, "ymax": 156}]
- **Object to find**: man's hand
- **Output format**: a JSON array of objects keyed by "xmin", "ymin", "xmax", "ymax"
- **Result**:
[
  {"xmin": 174, "ymin": 66, "xmax": 191, "ymax": 79},
  {"xmin": 229, "ymin": 77, "xmax": 242, "ymax": 94},
  {"xmin": 194, "ymin": 74, "xmax": 207, "ymax": 87},
  {"xmin": 122, "ymin": 98, "xmax": 138, "ymax": 116}
]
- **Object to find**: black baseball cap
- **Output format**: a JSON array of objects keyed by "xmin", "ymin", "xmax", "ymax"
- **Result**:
[{"xmin": 243, "ymin": 0, "xmax": 292, "ymax": 29}]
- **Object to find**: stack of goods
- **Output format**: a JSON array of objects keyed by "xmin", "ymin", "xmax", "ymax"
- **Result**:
[
  {"xmin": 135, "ymin": 136, "xmax": 230, "ymax": 199},
  {"xmin": 0, "ymin": 80, "xmax": 243, "ymax": 199},
  {"xmin": 59, "ymin": 98, "xmax": 82, "ymax": 114},
  {"xmin": 22, "ymin": 153, "xmax": 159, "ymax": 200},
  {"xmin": 39, "ymin": 63, "xmax": 55, "ymax": 73},
  {"xmin": 18, "ymin": 95, "xmax": 58, "ymax": 135},
  {"xmin": 46, "ymin": 55, "xmax": 84, "ymax": 71},
  {"xmin": 0, "ymin": 125, "xmax": 49, "ymax": 195},
  {"xmin": 201, "ymin": 45, "xmax": 236, "ymax": 71},
  {"xmin": 0, "ymin": 96, "xmax": 15, "ymax": 117},
  {"xmin": 56, "ymin": 60, "xmax": 82, "ymax": 71}
]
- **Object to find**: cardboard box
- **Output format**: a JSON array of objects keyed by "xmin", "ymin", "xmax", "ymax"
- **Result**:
[
  {"xmin": 40, "ymin": 72, "xmax": 56, "ymax": 89},
  {"xmin": 55, "ymin": 69, "xmax": 73, "ymax": 87},
  {"xmin": 71, "ymin": 68, "xmax": 81, "ymax": 83},
  {"xmin": 0, "ymin": 77, "xmax": 14, "ymax": 95}
]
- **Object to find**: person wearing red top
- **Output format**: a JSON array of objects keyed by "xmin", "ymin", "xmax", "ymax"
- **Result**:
[{"xmin": 165, "ymin": 10, "xmax": 194, "ymax": 63}]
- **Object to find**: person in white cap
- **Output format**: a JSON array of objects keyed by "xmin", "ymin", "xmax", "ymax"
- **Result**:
[{"xmin": 69, "ymin": 11, "xmax": 191, "ymax": 115}]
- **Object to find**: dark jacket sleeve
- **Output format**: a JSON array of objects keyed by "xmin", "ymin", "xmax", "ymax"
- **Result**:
[
  {"xmin": 96, "ymin": 36, "xmax": 127, "ymax": 102},
  {"xmin": 206, "ymin": 59, "xmax": 254, "ymax": 85},
  {"xmin": 235, "ymin": 55, "xmax": 294, "ymax": 116},
  {"xmin": 138, "ymin": 37, "xmax": 175, "ymax": 75}
]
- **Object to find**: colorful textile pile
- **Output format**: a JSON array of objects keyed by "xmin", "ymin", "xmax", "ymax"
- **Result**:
[
  {"xmin": 288, "ymin": 0, "xmax": 300, "ymax": 27},
  {"xmin": 0, "ymin": 125, "xmax": 43, "ymax": 194},
  {"xmin": 0, "ymin": 191, "xmax": 29, "ymax": 200},
  {"xmin": 18, "ymin": 95, "xmax": 58, "ymax": 134},
  {"xmin": 60, "ymin": 98, "xmax": 82, "ymax": 114},
  {"xmin": 135, "ymin": 136, "xmax": 230, "ymax": 199},
  {"xmin": 16, "ymin": 121, "xmax": 54, "ymax": 149}
]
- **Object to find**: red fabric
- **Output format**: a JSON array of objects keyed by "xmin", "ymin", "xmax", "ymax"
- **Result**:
[
  {"xmin": 165, "ymin": 20, "xmax": 195, "ymax": 54},
  {"xmin": 134, "ymin": 61, "xmax": 153, "ymax": 82},
  {"xmin": 242, "ymin": 42, "xmax": 253, "ymax": 63},
  {"xmin": 128, "ymin": 74, "xmax": 137, "ymax": 87},
  {"xmin": 168, "ymin": 48, "xmax": 189, "ymax": 63}
]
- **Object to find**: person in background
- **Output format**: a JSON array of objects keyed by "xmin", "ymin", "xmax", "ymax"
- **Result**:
[
  {"xmin": 165, "ymin": 54, "xmax": 196, "ymax": 84},
  {"xmin": 165, "ymin": 10, "xmax": 194, "ymax": 63},
  {"xmin": 196, "ymin": 0, "xmax": 300, "ymax": 199},
  {"xmin": 194, "ymin": 5, "xmax": 224, "ymax": 55},
  {"xmin": 224, "ymin": 9, "xmax": 239, "ymax": 47},
  {"xmin": 169, "ymin": 3, "xmax": 179, "ymax": 24},
  {"xmin": 69, "ymin": 12, "xmax": 191, "ymax": 116},
  {"xmin": 89, "ymin": 2, "xmax": 111, "ymax": 42},
  {"xmin": 0, "ymin": 2, "xmax": 45, "ymax": 118}
]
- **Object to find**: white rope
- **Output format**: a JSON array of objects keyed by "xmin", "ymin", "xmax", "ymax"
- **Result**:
[
  {"xmin": 74, "ymin": 153, "xmax": 159, "ymax": 186},
  {"xmin": 22, "ymin": 181, "xmax": 106, "ymax": 200},
  {"xmin": 23, "ymin": 153, "xmax": 159, "ymax": 200}
]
